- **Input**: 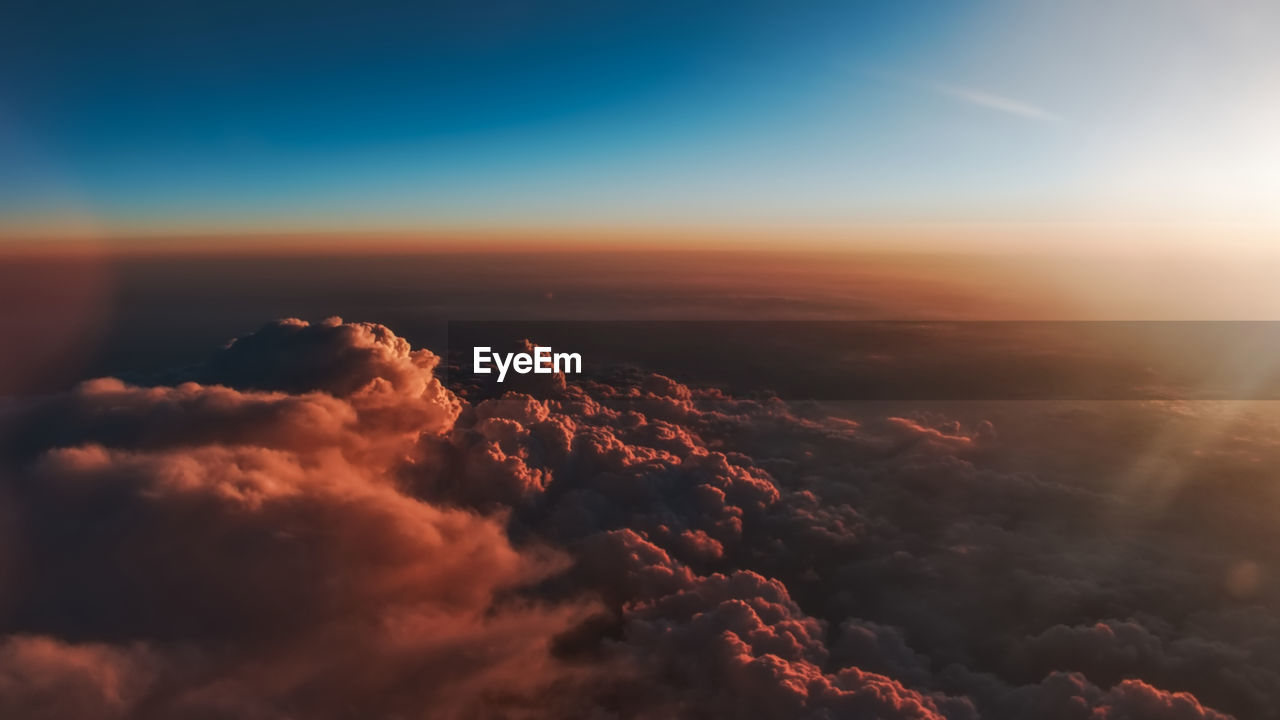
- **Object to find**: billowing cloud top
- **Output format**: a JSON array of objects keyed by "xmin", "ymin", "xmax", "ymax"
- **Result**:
[{"xmin": 0, "ymin": 318, "xmax": 1265, "ymax": 719}]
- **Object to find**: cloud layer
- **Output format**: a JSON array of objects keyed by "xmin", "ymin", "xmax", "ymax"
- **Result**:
[{"xmin": 1, "ymin": 318, "xmax": 1272, "ymax": 719}]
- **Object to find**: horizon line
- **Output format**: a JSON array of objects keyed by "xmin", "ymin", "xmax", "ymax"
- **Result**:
[{"xmin": 2, "ymin": 218, "xmax": 1278, "ymax": 258}]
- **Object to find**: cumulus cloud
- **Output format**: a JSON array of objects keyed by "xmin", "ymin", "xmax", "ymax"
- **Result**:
[
  {"xmin": 0, "ymin": 319, "xmax": 584, "ymax": 719},
  {"xmin": 0, "ymin": 635, "xmax": 156, "ymax": 720},
  {"xmin": 1, "ymin": 317, "xmax": 1269, "ymax": 718}
]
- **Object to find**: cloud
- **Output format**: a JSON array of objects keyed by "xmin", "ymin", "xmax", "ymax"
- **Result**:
[
  {"xmin": 0, "ymin": 319, "xmax": 591, "ymax": 719},
  {"xmin": 859, "ymin": 69, "xmax": 1063, "ymax": 123},
  {"xmin": 1, "ymin": 317, "xmax": 1271, "ymax": 718},
  {"xmin": 933, "ymin": 83, "xmax": 1064, "ymax": 122},
  {"xmin": 0, "ymin": 636, "xmax": 157, "ymax": 720}
]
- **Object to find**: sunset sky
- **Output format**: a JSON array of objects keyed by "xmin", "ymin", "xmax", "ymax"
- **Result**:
[
  {"xmin": 7, "ymin": 5, "xmax": 1280, "ymax": 720},
  {"xmin": 4, "ymin": 0, "xmax": 1279, "ymax": 239}
]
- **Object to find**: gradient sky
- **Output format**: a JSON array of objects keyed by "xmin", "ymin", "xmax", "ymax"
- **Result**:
[{"xmin": 2, "ymin": 0, "xmax": 1279, "ymax": 238}]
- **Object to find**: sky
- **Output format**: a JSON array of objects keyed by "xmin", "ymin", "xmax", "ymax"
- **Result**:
[{"xmin": 2, "ymin": 0, "xmax": 1279, "ymax": 240}]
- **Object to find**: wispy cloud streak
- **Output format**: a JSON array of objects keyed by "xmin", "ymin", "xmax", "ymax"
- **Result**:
[{"xmin": 933, "ymin": 83, "xmax": 1064, "ymax": 122}]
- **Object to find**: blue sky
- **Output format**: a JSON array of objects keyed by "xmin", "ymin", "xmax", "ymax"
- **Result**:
[{"xmin": 2, "ymin": 0, "xmax": 1277, "ymax": 237}]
